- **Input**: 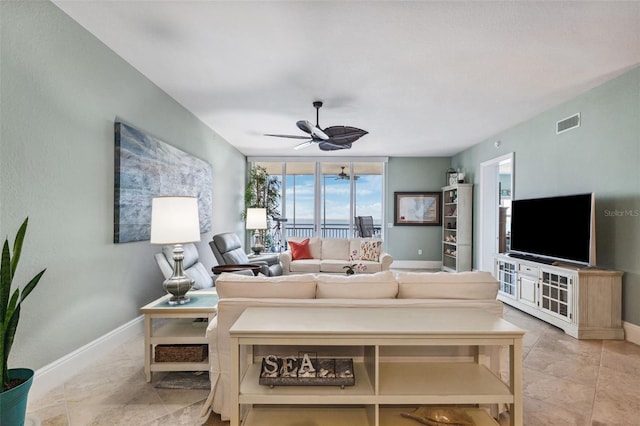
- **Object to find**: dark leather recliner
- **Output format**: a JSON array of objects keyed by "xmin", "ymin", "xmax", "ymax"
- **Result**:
[{"xmin": 209, "ymin": 232, "xmax": 283, "ymax": 276}]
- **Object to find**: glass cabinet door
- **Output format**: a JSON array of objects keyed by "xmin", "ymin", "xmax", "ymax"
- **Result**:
[
  {"xmin": 497, "ymin": 260, "xmax": 517, "ymax": 297},
  {"xmin": 540, "ymin": 272, "xmax": 571, "ymax": 320}
]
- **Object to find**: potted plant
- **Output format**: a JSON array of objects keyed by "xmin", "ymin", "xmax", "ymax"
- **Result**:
[
  {"xmin": 343, "ymin": 250, "xmax": 366, "ymax": 275},
  {"xmin": 1, "ymin": 218, "xmax": 46, "ymax": 426},
  {"xmin": 244, "ymin": 165, "xmax": 281, "ymax": 251}
]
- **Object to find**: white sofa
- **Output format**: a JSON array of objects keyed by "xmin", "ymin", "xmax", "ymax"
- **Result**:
[
  {"xmin": 280, "ymin": 237, "xmax": 393, "ymax": 274},
  {"xmin": 198, "ymin": 270, "xmax": 504, "ymax": 422}
]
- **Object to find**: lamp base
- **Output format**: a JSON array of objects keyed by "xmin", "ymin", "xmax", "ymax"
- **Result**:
[
  {"xmin": 167, "ymin": 295, "xmax": 190, "ymax": 305},
  {"xmin": 251, "ymin": 245, "xmax": 264, "ymax": 255},
  {"xmin": 163, "ymin": 244, "xmax": 194, "ymax": 305}
]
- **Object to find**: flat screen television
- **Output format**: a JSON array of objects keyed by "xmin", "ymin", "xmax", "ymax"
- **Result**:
[{"xmin": 509, "ymin": 193, "xmax": 596, "ymax": 266}]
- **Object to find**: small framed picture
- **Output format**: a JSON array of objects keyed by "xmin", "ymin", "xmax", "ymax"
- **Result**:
[{"xmin": 394, "ymin": 192, "xmax": 442, "ymax": 226}]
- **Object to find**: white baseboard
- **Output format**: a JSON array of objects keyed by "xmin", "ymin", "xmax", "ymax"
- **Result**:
[
  {"xmin": 623, "ymin": 321, "xmax": 640, "ymax": 345},
  {"xmin": 391, "ymin": 260, "xmax": 442, "ymax": 270},
  {"xmin": 29, "ymin": 315, "xmax": 144, "ymax": 403}
]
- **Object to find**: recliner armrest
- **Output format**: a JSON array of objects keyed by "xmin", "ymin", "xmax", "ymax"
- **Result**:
[{"xmin": 250, "ymin": 253, "xmax": 280, "ymax": 266}]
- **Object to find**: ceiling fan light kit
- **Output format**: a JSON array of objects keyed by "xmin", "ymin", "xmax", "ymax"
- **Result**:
[{"xmin": 265, "ymin": 101, "xmax": 368, "ymax": 151}]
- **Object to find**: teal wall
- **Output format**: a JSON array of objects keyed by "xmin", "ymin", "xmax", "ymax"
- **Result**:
[
  {"xmin": 385, "ymin": 157, "xmax": 451, "ymax": 261},
  {"xmin": 453, "ymin": 67, "xmax": 640, "ymax": 325},
  {"xmin": 1, "ymin": 2, "xmax": 246, "ymax": 370}
]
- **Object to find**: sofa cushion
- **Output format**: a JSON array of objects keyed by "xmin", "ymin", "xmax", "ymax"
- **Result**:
[
  {"xmin": 289, "ymin": 259, "xmax": 321, "ymax": 273},
  {"xmin": 289, "ymin": 238, "xmax": 313, "ymax": 260},
  {"xmin": 321, "ymin": 238, "xmax": 350, "ymax": 261},
  {"xmin": 357, "ymin": 260, "xmax": 383, "ymax": 273},
  {"xmin": 360, "ymin": 240, "xmax": 382, "ymax": 261},
  {"xmin": 215, "ymin": 273, "xmax": 317, "ymax": 298},
  {"xmin": 316, "ymin": 271, "xmax": 398, "ymax": 298},
  {"xmin": 349, "ymin": 239, "xmax": 363, "ymax": 258},
  {"xmin": 395, "ymin": 271, "xmax": 499, "ymax": 300},
  {"xmin": 349, "ymin": 238, "xmax": 383, "ymax": 259},
  {"xmin": 288, "ymin": 237, "xmax": 322, "ymax": 259},
  {"xmin": 319, "ymin": 259, "xmax": 351, "ymax": 273}
]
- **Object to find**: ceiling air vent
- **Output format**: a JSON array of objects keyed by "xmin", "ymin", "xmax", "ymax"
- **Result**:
[{"xmin": 556, "ymin": 113, "xmax": 580, "ymax": 134}]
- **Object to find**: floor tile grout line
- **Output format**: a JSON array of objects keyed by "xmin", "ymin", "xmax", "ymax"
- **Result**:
[{"xmin": 589, "ymin": 339, "xmax": 605, "ymax": 425}]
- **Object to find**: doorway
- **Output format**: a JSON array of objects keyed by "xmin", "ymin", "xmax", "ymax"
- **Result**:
[{"xmin": 479, "ymin": 153, "xmax": 514, "ymax": 273}]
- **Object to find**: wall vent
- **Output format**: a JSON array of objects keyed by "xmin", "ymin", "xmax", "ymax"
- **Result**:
[{"xmin": 556, "ymin": 113, "xmax": 580, "ymax": 134}]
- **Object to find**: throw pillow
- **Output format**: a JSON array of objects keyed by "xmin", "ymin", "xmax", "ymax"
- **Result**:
[
  {"xmin": 360, "ymin": 240, "xmax": 382, "ymax": 262},
  {"xmin": 289, "ymin": 238, "xmax": 313, "ymax": 260}
]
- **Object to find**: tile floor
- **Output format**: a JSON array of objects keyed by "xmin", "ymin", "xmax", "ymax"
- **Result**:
[{"xmin": 26, "ymin": 305, "xmax": 640, "ymax": 425}]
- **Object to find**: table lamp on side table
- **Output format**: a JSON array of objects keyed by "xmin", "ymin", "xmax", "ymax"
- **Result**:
[
  {"xmin": 246, "ymin": 207, "xmax": 267, "ymax": 255},
  {"xmin": 150, "ymin": 196, "xmax": 201, "ymax": 305}
]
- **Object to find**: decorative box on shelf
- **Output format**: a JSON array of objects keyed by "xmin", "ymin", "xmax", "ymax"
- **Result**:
[
  {"xmin": 259, "ymin": 353, "xmax": 355, "ymax": 388},
  {"xmin": 154, "ymin": 344, "xmax": 207, "ymax": 362}
]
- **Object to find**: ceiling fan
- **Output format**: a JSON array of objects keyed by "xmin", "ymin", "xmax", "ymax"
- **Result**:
[
  {"xmin": 265, "ymin": 101, "xmax": 368, "ymax": 151},
  {"xmin": 335, "ymin": 166, "xmax": 359, "ymax": 180}
]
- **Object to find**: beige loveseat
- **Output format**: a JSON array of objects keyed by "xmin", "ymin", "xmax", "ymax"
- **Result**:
[
  {"xmin": 280, "ymin": 237, "xmax": 393, "ymax": 274},
  {"xmin": 199, "ymin": 270, "xmax": 504, "ymax": 421}
]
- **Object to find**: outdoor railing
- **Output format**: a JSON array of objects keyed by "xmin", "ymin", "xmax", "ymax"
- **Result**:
[
  {"xmin": 284, "ymin": 226, "xmax": 352, "ymax": 239},
  {"xmin": 273, "ymin": 224, "xmax": 381, "ymax": 241}
]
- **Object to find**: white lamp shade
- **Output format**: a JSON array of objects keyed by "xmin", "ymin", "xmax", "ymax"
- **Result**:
[
  {"xmin": 246, "ymin": 208, "xmax": 267, "ymax": 229},
  {"xmin": 150, "ymin": 196, "xmax": 201, "ymax": 244}
]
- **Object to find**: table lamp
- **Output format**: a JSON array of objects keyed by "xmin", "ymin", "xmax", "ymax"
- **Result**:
[
  {"xmin": 150, "ymin": 196, "xmax": 200, "ymax": 305},
  {"xmin": 246, "ymin": 207, "xmax": 267, "ymax": 255}
]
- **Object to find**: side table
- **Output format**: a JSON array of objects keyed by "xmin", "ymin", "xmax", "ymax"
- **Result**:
[{"xmin": 140, "ymin": 290, "xmax": 218, "ymax": 382}]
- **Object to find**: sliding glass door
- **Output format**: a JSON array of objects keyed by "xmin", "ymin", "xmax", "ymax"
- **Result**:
[
  {"xmin": 251, "ymin": 159, "xmax": 385, "ymax": 248},
  {"xmin": 319, "ymin": 163, "xmax": 353, "ymax": 238},
  {"xmin": 353, "ymin": 162, "xmax": 383, "ymax": 237},
  {"xmin": 285, "ymin": 162, "xmax": 316, "ymax": 238}
]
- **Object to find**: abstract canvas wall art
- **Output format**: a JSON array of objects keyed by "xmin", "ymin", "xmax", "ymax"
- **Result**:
[{"xmin": 114, "ymin": 122, "xmax": 212, "ymax": 243}]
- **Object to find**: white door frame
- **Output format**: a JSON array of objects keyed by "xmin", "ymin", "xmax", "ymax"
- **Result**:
[{"xmin": 479, "ymin": 153, "xmax": 514, "ymax": 273}]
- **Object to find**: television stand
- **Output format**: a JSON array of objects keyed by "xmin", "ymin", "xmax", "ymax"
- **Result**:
[
  {"xmin": 506, "ymin": 253, "xmax": 555, "ymax": 265},
  {"xmin": 495, "ymin": 253, "xmax": 624, "ymax": 339}
]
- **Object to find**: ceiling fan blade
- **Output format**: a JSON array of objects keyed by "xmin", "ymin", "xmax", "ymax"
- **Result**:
[
  {"xmin": 264, "ymin": 133, "xmax": 311, "ymax": 140},
  {"xmin": 293, "ymin": 140, "xmax": 314, "ymax": 150},
  {"xmin": 319, "ymin": 141, "xmax": 352, "ymax": 151},
  {"xmin": 297, "ymin": 120, "xmax": 329, "ymax": 140},
  {"xmin": 323, "ymin": 126, "xmax": 367, "ymax": 139}
]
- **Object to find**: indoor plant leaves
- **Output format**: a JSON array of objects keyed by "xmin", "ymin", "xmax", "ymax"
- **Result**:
[{"xmin": 1, "ymin": 218, "xmax": 46, "ymax": 391}]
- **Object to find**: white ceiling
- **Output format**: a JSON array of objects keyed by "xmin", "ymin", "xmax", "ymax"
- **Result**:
[{"xmin": 53, "ymin": 1, "xmax": 640, "ymax": 158}]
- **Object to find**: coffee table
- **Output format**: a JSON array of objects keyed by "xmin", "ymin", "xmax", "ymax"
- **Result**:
[{"xmin": 140, "ymin": 290, "xmax": 218, "ymax": 382}]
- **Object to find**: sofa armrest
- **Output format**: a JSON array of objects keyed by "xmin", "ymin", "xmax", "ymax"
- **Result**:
[
  {"xmin": 380, "ymin": 252, "xmax": 394, "ymax": 270},
  {"xmin": 280, "ymin": 250, "xmax": 293, "ymax": 274}
]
